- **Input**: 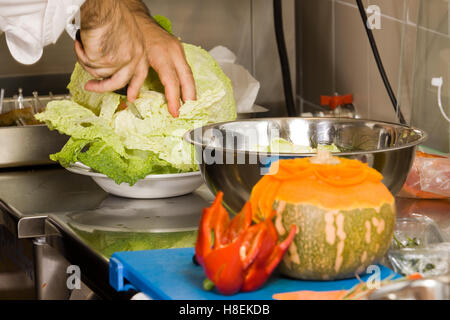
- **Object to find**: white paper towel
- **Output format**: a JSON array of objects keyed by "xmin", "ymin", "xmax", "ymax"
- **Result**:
[{"xmin": 209, "ymin": 46, "xmax": 263, "ymax": 114}]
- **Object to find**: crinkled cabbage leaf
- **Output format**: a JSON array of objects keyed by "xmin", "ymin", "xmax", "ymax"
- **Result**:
[
  {"xmin": 253, "ymin": 138, "xmax": 341, "ymax": 153},
  {"xmin": 36, "ymin": 36, "xmax": 236, "ymax": 185}
]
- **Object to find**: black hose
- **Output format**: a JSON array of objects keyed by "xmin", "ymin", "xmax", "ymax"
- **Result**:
[
  {"xmin": 273, "ymin": 0, "xmax": 296, "ymax": 117},
  {"xmin": 355, "ymin": 0, "xmax": 407, "ymax": 124}
]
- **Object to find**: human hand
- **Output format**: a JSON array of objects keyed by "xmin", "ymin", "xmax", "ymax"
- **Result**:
[
  {"xmin": 136, "ymin": 17, "xmax": 197, "ymax": 117},
  {"xmin": 75, "ymin": 0, "xmax": 148, "ymax": 102}
]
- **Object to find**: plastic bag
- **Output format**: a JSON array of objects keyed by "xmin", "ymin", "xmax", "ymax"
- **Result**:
[
  {"xmin": 398, "ymin": 151, "xmax": 450, "ymax": 199},
  {"xmin": 208, "ymin": 46, "xmax": 261, "ymax": 114}
]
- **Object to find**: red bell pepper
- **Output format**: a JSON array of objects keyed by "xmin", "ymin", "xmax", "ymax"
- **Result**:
[
  {"xmin": 223, "ymin": 201, "xmax": 253, "ymax": 244},
  {"xmin": 241, "ymin": 221, "xmax": 297, "ymax": 292},
  {"xmin": 195, "ymin": 192, "xmax": 252, "ymax": 267},
  {"xmin": 194, "ymin": 191, "xmax": 297, "ymax": 295},
  {"xmin": 203, "ymin": 236, "xmax": 245, "ymax": 295}
]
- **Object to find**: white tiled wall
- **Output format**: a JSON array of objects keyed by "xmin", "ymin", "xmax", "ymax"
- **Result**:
[
  {"xmin": 412, "ymin": 0, "xmax": 450, "ymax": 152},
  {"xmin": 296, "ymin": 0, "xmax": 450, "ymax": 152}
]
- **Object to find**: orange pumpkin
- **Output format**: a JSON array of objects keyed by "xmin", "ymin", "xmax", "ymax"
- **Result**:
[{"xmin": 249, "ymin": 152, "xmax": 396, "ymax": 280}]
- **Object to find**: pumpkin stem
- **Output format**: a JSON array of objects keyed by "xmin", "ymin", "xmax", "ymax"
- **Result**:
[{"xmin": 309, "ymin": 150, "xmax": 340, "ymax": 165}]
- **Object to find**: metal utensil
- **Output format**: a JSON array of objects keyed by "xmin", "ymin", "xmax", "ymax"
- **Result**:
[
  {"xmin": 32, "ymin": 91, "xmax": 43, "ymax": 114},
  {"xmin": 0, "ymin": 88, "xmax": 4, "ymax": 114},
  {"xmin": 113, "ymin": 86, "xmax": 128, "ymax": 96},
  {"xmin": 16, "ymin": 88, "xmax": 24, "ymax": 110},
  {"xmin": 184, "ymin": 117, "xmax": 427, "ymax": 213},
  {"xmin": 0, "ymin": 94, "xmax": 71, "ymax": 167},
  {"xmin": 367, "ymin": 274, "xmax": 450, "ymax": 300}
]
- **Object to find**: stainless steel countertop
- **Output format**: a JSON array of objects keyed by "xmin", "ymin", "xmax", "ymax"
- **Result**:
[
  {"xmin": 0, "ymin": 165, "xmax": 448, "ymax": 244},
  {"xmin": 0, "ymin": 166, "xmax": 215, "ymax": 299},
  {"xmin": 47, "ymin": 182, "xmax": 214, "ymax": 260},
  {"xmin": 0, "ymin": 166, "xmax": 108, "ymax": 238},
  {"xmin": 0, "ymin": 165, "xmax": 214, "ymax": 239},
  {"xmin": 0, "ymin": 166, "xmax": 107, "ymax": 216}
]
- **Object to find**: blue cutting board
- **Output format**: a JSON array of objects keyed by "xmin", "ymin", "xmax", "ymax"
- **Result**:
[{"xmin": 109, "ymin": 247, "xmax": 399, "ymax": 300}]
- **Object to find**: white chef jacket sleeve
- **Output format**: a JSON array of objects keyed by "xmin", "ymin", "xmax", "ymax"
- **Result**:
[{"xmin": 0, "ymin": 0, "xmax": 85, "ymax": 65}]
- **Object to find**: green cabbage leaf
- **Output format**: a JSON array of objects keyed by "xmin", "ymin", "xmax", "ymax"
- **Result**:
[{"xmin": 36, "ymin": 32, "xmax": 236, "ymax": 185}]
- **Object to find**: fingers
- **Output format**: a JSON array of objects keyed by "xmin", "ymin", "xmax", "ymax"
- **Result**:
[
  {"xmin": 75, "ymin": 40, "xmax": 118, "ymax": 79},
  {"xmin": 161, "ymin": 51, "xmax": 196, "ymax": 117},
  {"xmin": 84, "ymin": 63, "xmax": 134, "ymax": 93},
  {"xmin": 156, "ymin": 62, "xmax": 181, "ymax": 117},
  {"xmin": 78, "ymin": 30, "xmax": 146, "ymax": 97},
  {"xmin": 171, "ymin": 46, "xmax": 196, "ymax": 102},
  {"xmin": 146, "ymin": 44, "xmax": 196, "ymax": 117},
  {"xmin": 74, "ymin": 40, "xmax": 88, "ymax": 64},
  {"xmin": 126, "ymin": 58, "xmax": 149, "ymax": 102},
  {"xmin": 75, "ymin": 8, "xmax": 149, "ymax": 100},
  {"xmin": 174, "ymin": 57, "xmax": 196, "ymax": 102},
  {"xmin": 76, "ymin": 16, "xmax": 197, "ymax": 119},
  {"xmin": 165, "ymin": 83, "xmax": 181, "ymax": 118},
  {"xmin": 78, "ymin": 63, "xmax": 117, "ymax": 79}
]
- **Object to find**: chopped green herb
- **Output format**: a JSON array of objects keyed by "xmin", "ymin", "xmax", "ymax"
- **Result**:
[
  {"xmin": 424, "ymin": 263, "xmax": 436, "ymax": 272},
  {"xmin": 392, "ymin": 234, "xmax": 421, "ymax": 249}
]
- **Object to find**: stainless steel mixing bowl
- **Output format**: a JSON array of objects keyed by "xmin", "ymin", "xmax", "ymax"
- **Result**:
[{"xmin": 184, "ymin": 118, "xmax": 427, "ymax": 213}]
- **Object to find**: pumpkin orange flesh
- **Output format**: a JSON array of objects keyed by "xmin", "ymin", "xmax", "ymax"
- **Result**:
[{"xmin": 250, "ymin": 157, "xmax": 394, "ymax": 222}]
